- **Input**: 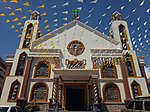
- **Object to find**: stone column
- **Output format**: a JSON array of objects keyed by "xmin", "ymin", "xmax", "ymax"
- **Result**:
[
  {"xmin": 54, "ymin": 57, "xmax": 60, "ymax": 68},
  {"xmin": 61, "ymin": 84, "xmax": 65, "ymax": 110},
  {"xmin": 91, "ymin": 75, "xmax": 101, "ymax": 111},
  {"xmin": 120, "ymin": 61, "xmax": 132, "ymax": 103},
  {"xmin": 17, "ymin": 57, "xmax": 33, "ymax": 110}
]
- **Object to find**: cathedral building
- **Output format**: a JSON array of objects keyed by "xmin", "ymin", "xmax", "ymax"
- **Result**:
[{"xmin": 0, "ymin": 11, "xmax": 149, "ymax": 111}]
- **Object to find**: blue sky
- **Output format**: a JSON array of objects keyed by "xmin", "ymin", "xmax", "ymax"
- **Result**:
[{"xmin": 0, "ymin": 0, "xmax": 150, "ymax": 66}]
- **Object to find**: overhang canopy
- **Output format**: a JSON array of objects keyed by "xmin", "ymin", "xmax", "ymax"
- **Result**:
[{"xmin": 53, "ymin": 69, "xmax": 99, "ymax": 81}]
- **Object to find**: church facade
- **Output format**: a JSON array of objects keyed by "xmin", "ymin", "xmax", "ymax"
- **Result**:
[{"xmin": 0, "ymin": 11, "xmax": 149, "ymax": 111}]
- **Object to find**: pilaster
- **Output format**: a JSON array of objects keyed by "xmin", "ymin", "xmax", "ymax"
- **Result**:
[
  {"xmin": 17, "ymin": 57, "xmax": 33, "ymax": 110},
  {"xmin": 120, "ymin": 61, "xmax": 132, "ymax": 102}
]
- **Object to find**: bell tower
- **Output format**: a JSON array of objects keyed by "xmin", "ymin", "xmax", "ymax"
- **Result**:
[
  {"xmin": 19, "ymin": 10, "xmax": 42, "ymax": 49},
  {"xmin": 109, "ymin": 11, "xmax": 133, "ymax": 50}
]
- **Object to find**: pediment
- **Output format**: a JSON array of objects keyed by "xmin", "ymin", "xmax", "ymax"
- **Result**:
[{"xmin": 32, "ymin": 20, "xmax": 119, "ymax": 49}]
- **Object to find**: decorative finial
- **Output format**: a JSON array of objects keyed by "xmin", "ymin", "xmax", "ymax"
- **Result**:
[
  {"xmin": 111, "ymin": 11, "xmax": 122, "ymax": 21},
  {"xmin": 30, "ymin": 10, "xmax": 41, "ymax": 20},
  {"xmin": 72, "ymin": 9, "xmax": 80, "ymax": 21}
]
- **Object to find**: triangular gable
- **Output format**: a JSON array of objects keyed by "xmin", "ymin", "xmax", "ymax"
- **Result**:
[{"xmin": 32, "ymin": 20, "xmax": 118, "ymax": 48}]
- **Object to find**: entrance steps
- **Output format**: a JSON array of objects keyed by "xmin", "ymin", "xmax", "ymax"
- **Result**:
[{"xmin": 60, "ymin": 111, "xmax": 92, "ymax": 112}]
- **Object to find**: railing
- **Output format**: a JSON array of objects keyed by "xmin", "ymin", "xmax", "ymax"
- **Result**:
[{"xmin": 65, "ymin": 59, "xmax": 86, "ymax": 69}]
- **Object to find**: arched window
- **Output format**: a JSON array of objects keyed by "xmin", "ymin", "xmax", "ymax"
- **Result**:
[
  {"xmin": 23, "ymin": 23, "xmax": 34, "ymax": 48},
  {"xmin": 15, "ymin": 52, "xmax": 27, "ymax": 76},
  {"xmin": 131, "ymin": 81, "xmax": 142, "ymax": 98},
  {"xmin": 125, "ymin": 53, "xmax": 136, "ymax": 77},
  {"xmin": 119, "ymin": 24, "xmax": 130, "ymax": 50},
  {"xmin": 30, "ymin": 83, "xmax": 48, "ymax": 102},
  {"xmin": 8, "ymin": 80, "xmax": 20, "ymax": 101},
  {"xmin": 34, "ymin": 61, "xmax": 50, "ymax": 78},
  {"xmin": 101, "ymin": 61, "xmax": 117, "ymax": 78},
  {"xmin": 103, "ymin": 83, "xmax": 121, "ymax": 102}
]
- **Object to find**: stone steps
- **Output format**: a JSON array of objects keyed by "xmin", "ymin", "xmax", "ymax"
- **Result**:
[
  {"xmin": 60, "ymin": 111, "xmax": 92, "ymax": 112},
  {"xmin": 35, "ymin": 110, "xmax": 93, "ymax": 112}
]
